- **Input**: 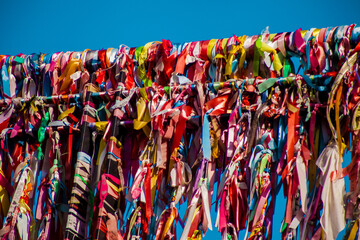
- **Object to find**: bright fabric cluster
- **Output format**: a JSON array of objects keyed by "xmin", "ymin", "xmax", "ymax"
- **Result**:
[{"xmin": 1, "ymin": 25, "xmax": 360, "ymax": 240}]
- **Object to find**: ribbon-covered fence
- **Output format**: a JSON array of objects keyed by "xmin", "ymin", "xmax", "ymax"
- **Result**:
[{"xmin": 1, "ymin": 24, "xmax": 360, "ymax": 240}]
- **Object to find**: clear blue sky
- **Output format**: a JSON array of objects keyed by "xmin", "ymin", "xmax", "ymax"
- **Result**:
[
  {"xmin": 1, "ymin": 0, "xmax": 360, "ymax": 55},
  {"xmin": 1, "ymin": 0, "xmax": 359, "ymax": 239}
]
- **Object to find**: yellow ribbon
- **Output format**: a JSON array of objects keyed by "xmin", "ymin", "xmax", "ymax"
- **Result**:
[
  {"xmin": 210, "ymin": 129, "xmax": 220, "ymax": 159},
  {"xmin": 213, "ymin": 54, "xmax": 225, "ymax": 60},
  {"xmin": 0, "ymin": 185, "xmax": 9, "ymax": 217},
  {"xmin": 105, "ymin": 48, "xmax": 114, "ymax": 67},
  {"xmin": 80, "ymin": 49, "xmax": 90, "ymax": 71},
  {"xmin": 58, "ymin": 106, "xmax": 75, "ymax": 120},
  {"xmin": 133, "ymin": 97, "xmax": 151, "ymax": 137},
  {"xmin": 225, "ymin": 36, "xmax": 246, "ymax": 75},
  {"xmin": 110, "ymin": 136, "xmax": 123, "ymax": 148},
  {"xmin": 151, "ymin": 166, "xmax": 158, "ymax": 203},
  {"xmin": 352, "ymin": 103, "xmax": 360, "ymax": 131},
  {"xmin": 18, "ymin": 199, "xmax": 35, "ymax": 238},
  {"xmin": 192, "ymin": 205, "xmax": 201, "ymax": 222},
  {"xmin": 58, "ymin": 58, "xmax": 81, "ymax": 92},
  {"xmin": 213, "ymin": 38, "xmax": 230, "ymax": 61},
  {"xmin": 207, "ymin": 39, "xmax": 217, "ymax": 60},
  {"xmin": 106, "ymin": 179, "xmax": 123, "ymax": 193},
  {"xmin": 260, "ymin": 42, "xmax": 283, "ymax": 73},
  {"xmin": 301, "ymin": 30, "xmax": 307, "ymax": 38},
  {"xmin": 86, "ymin": 83, "xmax": 101, "ymax": 93},
  {"xmin": 137, "ymin": 42, "xmax": 160, "ymax": 87},
  {"xmin": 30, "ymin": 98, "xmax": 39, "ymax": 112},
  {"xmin": 139, "ymin": 87, "xmax": 149, "ymax": 101},
  {"xmin": 127, "ymin": 206, "xmax": 141, "ymax": 240},
  {"xmin": 312, "ymin": 29, "xmax": 320, "ymax": 38},
  {"xmin": 269, "ymin": 33, "xmax": 276, "ymax": 41},
  {"xmin": 0, "ymin": 170, "xmax": 9, "ymax": 217},
  {"xmin": 222, "ymin": 38, "xmax": 229, "ymax": 57},
  {"xmin": 160, "ymin": 207, "xmax": 177, "ymax": 240},
  {"xmin": 188, "ymin": 230, "xmax": 201, "ymax": 240},
  {"xmin": 349, "ymin": 220, "xmax": 359, "ymax": 240},
  {"xmin": 326, "ymin": 52, "xmax": 358, "ymax": 168},
  {"xmin": 287, "ymin": 102, "xmax": 299, "ymax": 113},
  {"xmin": 335, "ymin": 80, "xmax": 343, "ymax": 160},
  {"xmin": 95, "ymin": 121, "xmax": 108, "ymax": 132},
  {"xmin": 167, "ymin": 148, "xmax": 178, "ymax": 183},
  {"xmin": 248, "ymin": 226, "xmax": 262, "ymax": 239},
  {"xmin": 96, "ymin": 138, "xmax": 107, "ymax": 165},
  {"xmin": 40, "ymin": 53, "xmax": 46, "ymax": 64}
]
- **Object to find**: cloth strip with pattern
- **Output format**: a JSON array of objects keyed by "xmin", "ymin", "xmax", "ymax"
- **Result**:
[{"xmin": 1, "ymin": 24, "xmax": 360, "ymax": 240}]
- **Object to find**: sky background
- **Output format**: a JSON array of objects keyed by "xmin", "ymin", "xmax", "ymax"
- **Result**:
[{"xmin": 1, "ymin": 0, "xmax": 360, "ymax": 239}]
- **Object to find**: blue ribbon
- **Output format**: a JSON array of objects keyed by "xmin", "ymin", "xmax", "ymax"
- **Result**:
[
  {"xmin": 351, "ymin": 25, "xmax": 360, "ymax": 44},
  {"xmin": 202, "ymin": 109, "xmax": 213, "ymax": 161},
  {"xmin": 302, "ymin": 75, "xmax": 331, "ymax": 92},
  {"xmin": 277, "ymin": 115, "xmax": 287, "ymax": 162},
  {"xmin": 1, "ymin": 57, "xmax": 10, "ymax": 98},
  {"xmin": 77, "ymin": 151, "xmax": 91, "ymax": 165},
  {"xmin": 42, "ymin": 54, "xmax": 53, "ymax": 96},
  {"xmin": 305, "ymin": 37, "xmax": 313, "ymax": 72}
]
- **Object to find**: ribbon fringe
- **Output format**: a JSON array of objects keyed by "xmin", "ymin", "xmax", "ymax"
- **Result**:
[{"xmin": 0, "ymin": 24, "xmax": 360, "ymax": 240}]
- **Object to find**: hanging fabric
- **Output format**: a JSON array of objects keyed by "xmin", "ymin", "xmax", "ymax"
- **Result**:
[{"xmin": 0, "ymin": 24, "xmax": 360, "ymax": 240}]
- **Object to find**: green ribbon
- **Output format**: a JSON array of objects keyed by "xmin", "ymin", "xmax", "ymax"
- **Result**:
[
  {"xmin": 14, "ymin": 56, "xmax": 24, "ymax": 63},
  {"xmin": 134, "ymin": 46, "xmax": 144, "ymax": 61},
  {"xmin": 283, "ymin": 58, "xmax": 294, "ymax": 78},
  {"xmin": 37, "ymin": 112, "xmax": 49, "ymax": 160},
  {"xmin": 74, "ymin": 173, "xmax": 94, "ymax": 227},
  {"xmin": 135, "ymin": 46, "xmax": 153, "ymax": 87},
  {"xmin": 280, "ymin": 221, "xmax": 287, "ymax": 233},
  {"xmin": 253, "ymin": 37, "xmax": 263, "ymax": 77},
  {"xmin": 258, "ymin": 78, "xmax": 277, "ymax": 93}
]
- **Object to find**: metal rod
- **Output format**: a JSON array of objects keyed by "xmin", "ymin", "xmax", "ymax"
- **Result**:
[{"xmin": 0, "ymin": 73, "xmax": 330, "ymax": 107}]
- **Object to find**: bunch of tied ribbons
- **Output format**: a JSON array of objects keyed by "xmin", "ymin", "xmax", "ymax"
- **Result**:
[{"xmin": 1, "ymin": 24, "xmax": 360, "ymax": 240}]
